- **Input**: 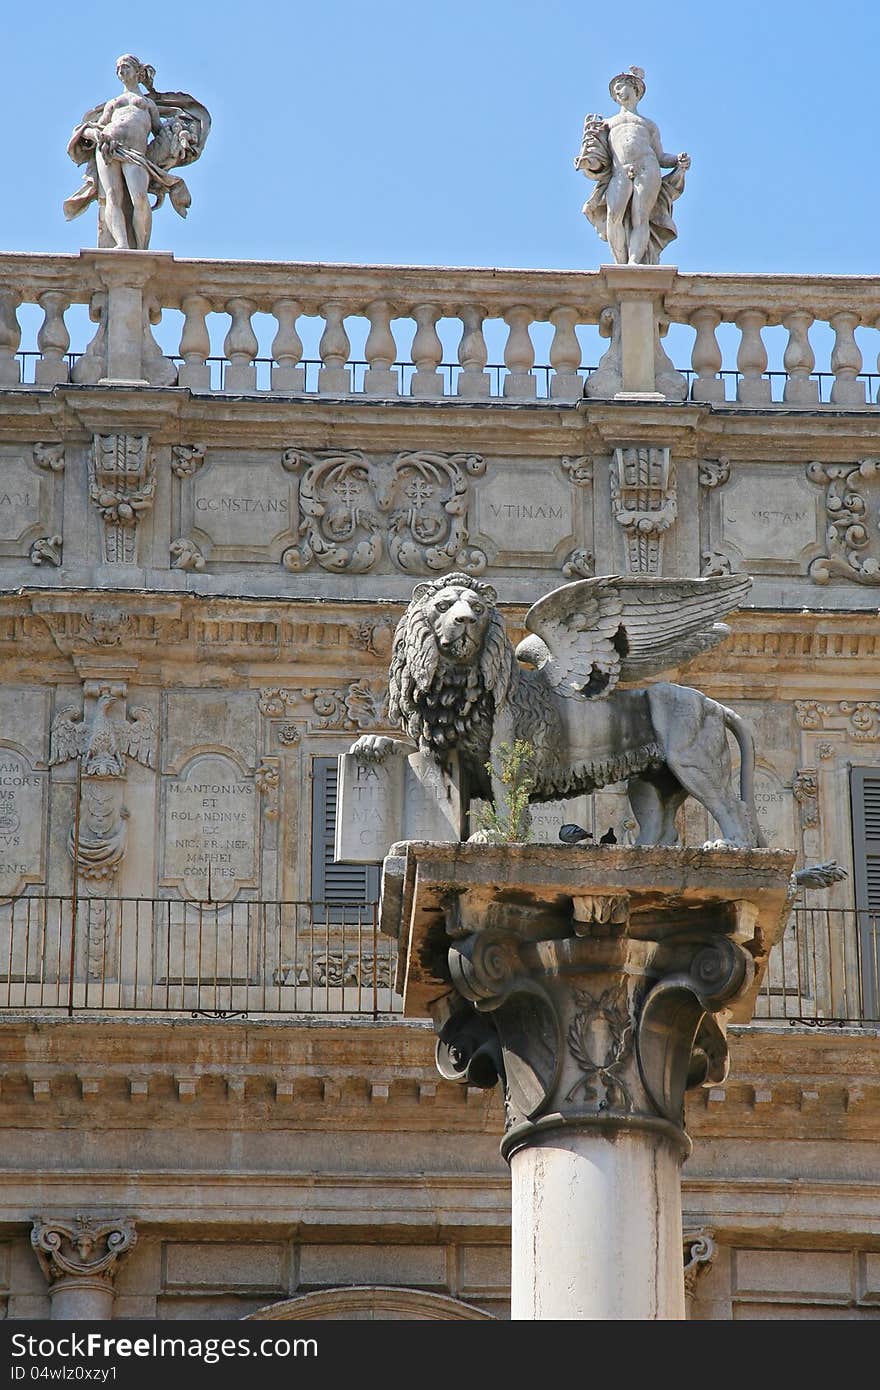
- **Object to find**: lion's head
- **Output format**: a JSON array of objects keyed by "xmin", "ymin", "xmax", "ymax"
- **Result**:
[{"xmin": 387, "ymin": 573, "xmax": 513, "ymax": 764}]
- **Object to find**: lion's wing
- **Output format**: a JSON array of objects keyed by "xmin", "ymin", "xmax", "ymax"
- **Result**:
[
  {"xmin": 522, "ymin": 577, "xmax": 625, "ymax": 699},
  {"xmin": 615, "ymin": 574, "xmax": 752, "ymax": 681}
]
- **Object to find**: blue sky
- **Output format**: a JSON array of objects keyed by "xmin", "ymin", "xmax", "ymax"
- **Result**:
[{"xmin": 6, "ymin": 0, "xmax": 880, "ymax": 275}]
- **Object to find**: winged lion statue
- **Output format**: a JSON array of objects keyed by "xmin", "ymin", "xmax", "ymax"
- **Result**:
[{"xmin": 351, "ymin": 570, "xmax": 766, "ymax": 849}]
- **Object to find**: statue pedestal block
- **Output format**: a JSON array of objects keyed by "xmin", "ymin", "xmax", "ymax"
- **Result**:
[{"xmin": 380, "ymin": 842, "xmax": 795, "ymax": 1319}]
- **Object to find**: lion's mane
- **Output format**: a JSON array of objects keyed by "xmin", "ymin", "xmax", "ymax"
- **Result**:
[{"xmin": 387, "ymin": 573, "xmax": 561, "ymax": 793}]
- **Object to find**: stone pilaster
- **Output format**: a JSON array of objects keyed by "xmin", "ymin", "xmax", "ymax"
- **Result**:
[{"xmin": 31, "ymin": 1214, "xmax": 137, "ymax": 1320}]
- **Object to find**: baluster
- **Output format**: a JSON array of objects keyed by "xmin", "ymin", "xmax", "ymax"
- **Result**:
[
  {"xmin": 178, "ymin": 294, "xmax": 212, "ymax": 390},
  {"xmin": 410, "ymin": 303, "xmax": 443, "ymax": 397},
  {"xmin": 0, "ymin": 289, "xmax": 21, "ymax": 385},
  {"xmin": 317, "ymin": 302, "xmax": 351, "ymax": 394},
  {"xmin": 782, "ymin": 310, "xmax": 818, "ymax": 404},
  {"xmin": 457, "ymin": 303, "xmax": 490, "ymax": 397},
  {"xmin": 223, "ymin": 297, "xmax": 258, "ymax": 392},
  {"xmin": 830, "ymin": 311, "xmax": 865, "ymax": 405},
  {"xmin": 689, "ymin": 308, "xmax": 724, "ymax": 401},
  {"xmin": 35, "ymin": 292, "xmax": 70, "ymax": 386},
  {"xmin": 363, "ymin": 299, "xmax": 398, "ymax": 396},
  {"xmin": 503, "ymin": 305, "xmax": 537, "ymax": 399},
  {"xmin": 549, "ymin": 306, "xmax": 582, "ymax": 400},
  {"xmin": 735, "ymin": 310, "xmax": 771, "ymax": 404},
  {"xmin": 271, "ymin": 298, "xmax": 304, "ymax": 392}
]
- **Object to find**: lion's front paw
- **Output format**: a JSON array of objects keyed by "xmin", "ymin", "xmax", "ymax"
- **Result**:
[
  {"xmin": 467, "ymin": 827, "xmax": 505, "ymax": 846},
  {"xmin": 349, "ymin": 735, "xmax": 399, "ymax": 763},
  {"xmin": 702, "ymin": 837, "xmax": 744, "ymax": 851}
]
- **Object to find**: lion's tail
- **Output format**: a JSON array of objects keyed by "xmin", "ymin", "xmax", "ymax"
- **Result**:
[{"xmin": 722, "ymin": 706, "xmax": 767, "ymax": 848}]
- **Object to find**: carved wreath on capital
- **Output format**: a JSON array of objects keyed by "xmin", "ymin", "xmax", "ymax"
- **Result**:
[
  {"xmin": 565, "ymin": 985, "xmax": 634, "ymax": 1111},
  {"xmin": 280, "ymin": 448, "xmax": 488, "ymax": 575}
]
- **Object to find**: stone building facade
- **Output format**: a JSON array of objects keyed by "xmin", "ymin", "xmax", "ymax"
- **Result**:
[{"xmin": 0, "ymin": 250, "xmax": 877, "ymax": 1318}]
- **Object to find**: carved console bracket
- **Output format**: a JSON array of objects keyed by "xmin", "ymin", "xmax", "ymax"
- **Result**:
[
  {"xmin": 610, "ymin": 446, "xmax": 676, "ymax": 574},
  {"xmin": 89, "ymin": 434, "xmax": 155, "ymax": 564}
]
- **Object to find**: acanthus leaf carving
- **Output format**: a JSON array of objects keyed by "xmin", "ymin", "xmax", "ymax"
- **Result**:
[
  {"xmin": 170, "ymin": 536, "xmax": 207, "ymax": 571},
  {"xmin": 170, "ymin": 443, "xmax": 207, "ymax": 478},
  {"xmin": 683, "ymin": 1231, "xmax": 716, "ymax": 1301},
  {"xmin": 561, "ymin": 547, "xmax": 595, "ymax": 579},
  {"xmin": 256, "ymin": 757, "xmax": 281, "ymax": 820},
  {"xmin": 808, "ymin": 458, "xmax": 880, "ymax": 585},
  {"xmin": 281, "ymin": 448, "xmax": 487, "ymax": 575},
  {"xmin": 610, "ymin": 446, "xmax": 676, "ymax": 574},
  {"xmin": 795, "ymin": 700, "xmax": 833, "ymax": 730},
  {"xmin": 30, "ymin": 535, "xmax": 63, "ymax": 567},
  {"xmin": 698, "ymin": 457, "xmax": 730, "ymax": 489},
  {"xmin": 701, "ymin": 550, "xmax": 734, "ymax": 577},
  {"xmin": 561, "ymin": 455, "xmax": 593, "ymax": 487},
  {"xmin": 32, "ymin": 443, "xmax": 66, "ymax": 473},
  {"xmin": 792, "ymin": 769, "xmax": 820, "ymax": 829}
]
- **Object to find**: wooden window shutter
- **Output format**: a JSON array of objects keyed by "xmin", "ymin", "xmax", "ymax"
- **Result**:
[
  {"xmin": 310, "ymin": 756, "xmax": 379, "ymax": 907},
  {"xmin": 851, "ymin": 765, "xmax": 880, "ymax": 915}
]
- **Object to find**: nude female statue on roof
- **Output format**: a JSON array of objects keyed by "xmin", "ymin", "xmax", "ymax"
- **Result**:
[{"xmin": 64, "ymin": 54, "xmax": 211, "ymax": 249}]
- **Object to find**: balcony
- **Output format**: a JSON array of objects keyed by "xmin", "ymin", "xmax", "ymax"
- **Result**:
[{"xmin": 0, "ymin": 896, "xmax": 876, "ymax": 1027}]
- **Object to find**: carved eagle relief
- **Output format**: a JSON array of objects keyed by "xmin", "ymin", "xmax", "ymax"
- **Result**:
[{"xmin": 49, "ymin": 695, "xmax": 156, "ymax": 777}]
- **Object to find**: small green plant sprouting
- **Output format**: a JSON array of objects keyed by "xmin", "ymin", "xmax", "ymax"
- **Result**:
[{"xmin": 469, "ymin": 739, "xmax": 536, "ymax": 843}]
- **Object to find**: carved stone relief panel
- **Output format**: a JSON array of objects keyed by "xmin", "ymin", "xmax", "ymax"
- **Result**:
[
  {"xmin": 808, "ymin": 459, "xmax": 880, "ymax": 585},
  {"xmin": 702, "ymin": 464, "xmax": 822, "ymax": 576},
  {"xmin": 470, "ymin": 457, "xmax": 588, "ymax": 571},
  {"xmin": 0, "ymin": 446, "xmax": 60, "ymax": 563},
  {"xmin": 282, "ymin": 448, "xmax": 487, "ymax": 575},
  {"xmin": 176, "ymin": 449, "xmax": 298, "ymax": 565}
]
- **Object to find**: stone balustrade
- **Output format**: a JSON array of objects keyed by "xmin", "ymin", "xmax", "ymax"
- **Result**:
[{"xmin": 2, "ymin": 251, "xmax": 880, "ymax": 403}]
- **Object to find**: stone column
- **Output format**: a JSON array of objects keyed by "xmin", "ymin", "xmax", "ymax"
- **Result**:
[
  {"xmin": 381, "ymin": 843, "xmax": 794, "ymax": 1321},
  {"xmin": 31, "ymin": 1214, "xmax": 137, "ymax": 1319}
]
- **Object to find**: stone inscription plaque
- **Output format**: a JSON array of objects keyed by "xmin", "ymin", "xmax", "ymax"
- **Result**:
[
  {"xmin": 163, "ymin": 753, "xmax": 257, "ymax": 900},
  {"xmin": 0, "ymin": 749, "xmax": 45, "ymax": 896},
  {"xmin": 188, "ymin": 453, "xmax": 296, "ymax": 559},
  {"xmin": 474, "ymin": 463, "xmax": 575, "ymax": 563},
  {"xmin": 720, "ymin": 472, "xmax": 818, "ymax": 564}
]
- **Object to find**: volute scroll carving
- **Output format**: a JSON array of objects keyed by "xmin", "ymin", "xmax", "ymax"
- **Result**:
[{"xmin": 31, "ymin": 1214, "xmax": 137, "ymax": 1287}]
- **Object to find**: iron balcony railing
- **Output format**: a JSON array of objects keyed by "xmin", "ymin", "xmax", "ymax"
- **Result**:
[
  {"xmin": 0, "ymin": 897, "xmax": 876, "ymax": 1026},
  {"xmin": 0, "ymin": 896, "xmax": 398, "ymax": 1019}
]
